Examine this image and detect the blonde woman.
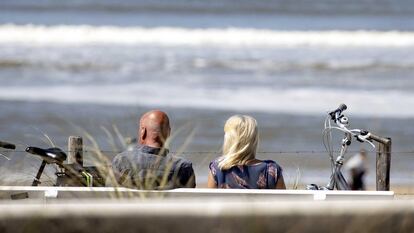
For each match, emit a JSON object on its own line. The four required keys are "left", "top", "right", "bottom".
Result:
{"left": 208, "top": 115, "right": 286, "bottom": 189}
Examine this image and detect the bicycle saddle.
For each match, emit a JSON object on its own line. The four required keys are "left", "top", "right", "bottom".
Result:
{"left": 26, "top": 147, "right": 67, "bottom": 164}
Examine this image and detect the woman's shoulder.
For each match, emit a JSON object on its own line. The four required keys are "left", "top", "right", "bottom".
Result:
{"left": 260, "top": 160, "right": 283, "bottom": 182}
{"left": 210, "top": 156, "right": 224, "bottom": 165}
{"left": 261, "top": 159, "right": 280, "bottom": 165}
{"left": 209, "top": 156, "right": 224, "bottom": 175}
{"left": 261, "top": 160, "right": 283, "bottom": 171}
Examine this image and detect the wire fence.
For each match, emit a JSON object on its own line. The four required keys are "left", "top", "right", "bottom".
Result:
{"left": 0, "top": 150, "right": 411, "bottom": 154}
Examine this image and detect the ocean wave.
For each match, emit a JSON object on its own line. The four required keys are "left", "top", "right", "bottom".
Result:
{"left": 2, "top": 56, "right": 414, "bottom": 73}
{"left": 1, "top": 24, "right": 414, "bottom": 47}
{"left": 0, "top": 58, "right": 117, "bottom": 71}
{"left": 0, "top": 84, "right": 412, "bottom": 118}
{"left": 197, "top": 59, "right": 414, "bottom": 72}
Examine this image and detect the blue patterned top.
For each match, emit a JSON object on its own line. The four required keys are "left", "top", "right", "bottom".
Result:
{"left": 209, "top": 157, "right": 283, "bottom": 189}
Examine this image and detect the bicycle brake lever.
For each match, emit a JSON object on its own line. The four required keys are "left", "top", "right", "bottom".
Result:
{"left": 354, "top": 130, "right": 369, "bottom": 143}
{"left": 354, "top": 131, "right": 376, "bottom": 148}
{"left": 355, "top": 135, "right": 364, "bottom": 143}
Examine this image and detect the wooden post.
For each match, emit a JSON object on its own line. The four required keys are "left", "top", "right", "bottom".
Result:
{"left": 368, "top": 133, "right": 392, "bottom": 191}
{"left": 68, "top": 136, "right": 83, "bottom": 166}
{"left": 376, "top": 138, "right": 391, "bottom": 191}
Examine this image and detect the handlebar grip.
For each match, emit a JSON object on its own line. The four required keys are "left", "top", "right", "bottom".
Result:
{"left": 329, "top": 103, "right": 348, "bottom": 120}
{"left": 0, "top": 141, "right": 16, "bottom": 150}
{"left": 338, "top": 103, "right": 347, "bottom": 112}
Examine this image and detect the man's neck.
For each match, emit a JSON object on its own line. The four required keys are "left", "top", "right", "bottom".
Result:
{"left": 139, "top": 143, "right": 168, "bottom": 157}
{"left": 142, "top": 142, "right": 163, "bottom": 149}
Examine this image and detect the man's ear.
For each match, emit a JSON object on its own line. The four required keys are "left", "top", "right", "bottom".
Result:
{"left": 140, "top": 127, "right": 147, "bottom": 142}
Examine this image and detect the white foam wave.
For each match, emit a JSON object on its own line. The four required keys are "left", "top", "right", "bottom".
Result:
{"left": 1, "top": 24, "right": 414, "bottom": 47}
{"left": 0, "top": 84, "right": 412, "bottom": 118}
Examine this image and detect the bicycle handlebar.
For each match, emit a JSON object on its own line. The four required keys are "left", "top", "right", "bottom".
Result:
{"left": 25, "top": 147, "right": 67, "bottom": 164}
{"left": 327, "top": 104, "right": 376, "bottom": 148}
{"left": 0, "top": 141, "right": 16, "bottom": 150}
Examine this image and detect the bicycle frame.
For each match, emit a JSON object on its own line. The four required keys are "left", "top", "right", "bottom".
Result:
{"left": 325, "top": 131, "right": 351, "bottom": 190}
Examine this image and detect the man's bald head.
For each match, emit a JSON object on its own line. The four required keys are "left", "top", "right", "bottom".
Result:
{"left": 139, "top": 110, "right": 171, "bottom": 148}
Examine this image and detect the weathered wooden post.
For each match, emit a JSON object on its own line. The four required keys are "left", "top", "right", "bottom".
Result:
{"left": 376, "top": 138, "right": 392, "bottom": 191}
{"left": 68, "top": 136, "right": 83, "bottom": 166}
{"left": 56, "top": 136, "right": 84, "bottom": 186}
{"left": 56, "top": 136, "right": 85, "bottom": 186}
{"left": 369, "top": 133, "right": 392, "bottom": 191}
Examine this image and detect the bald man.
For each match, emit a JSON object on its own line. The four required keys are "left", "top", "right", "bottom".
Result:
{"left": 111, "top": 110, "right": 196, "bottom": 189}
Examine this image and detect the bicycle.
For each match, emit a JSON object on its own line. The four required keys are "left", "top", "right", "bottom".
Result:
{"left": 1, "top": 141, "right": 104, "bottom": 187}
{"left": 27, "top": 146, "right": 107, "bottom": 187}
{"left": 306, "top": 104, "right": 376, "bottom": 190}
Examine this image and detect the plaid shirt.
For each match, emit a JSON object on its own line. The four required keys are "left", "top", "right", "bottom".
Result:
{"left": 112, "top": 145, "right": 195, "bottom": 189}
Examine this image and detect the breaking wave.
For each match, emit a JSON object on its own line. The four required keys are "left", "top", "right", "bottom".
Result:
{"left": 1, "top": 24, "right": 414, "bottom": 47}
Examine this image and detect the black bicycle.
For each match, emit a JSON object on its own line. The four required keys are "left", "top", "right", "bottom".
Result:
{"left": 0, "top": 141, "right": 104, "bottom": 187}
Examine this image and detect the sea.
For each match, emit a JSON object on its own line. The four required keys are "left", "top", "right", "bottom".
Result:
{"left": 0, "top": 0, "right": 413, "bottom": 188}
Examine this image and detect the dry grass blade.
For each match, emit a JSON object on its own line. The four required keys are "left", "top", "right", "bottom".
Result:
{"left": 24, "top": 134, "right": 54, "bottom": 146}
{"left": 0, "top": 153, "right": 10, "bottom": 160}
{"left": 112, "top": 124, "right": 126, "bottom": 150}
{"left": 30, "top": 127, "right": 56, "bottom": 147}
{"left": 292, "top": 167, "right": 301, "bottom": 190}
{"left": 100, "top": 125, "right": 119, "bottom": 152}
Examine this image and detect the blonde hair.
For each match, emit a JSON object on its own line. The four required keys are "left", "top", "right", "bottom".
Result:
{"left": 218, "top": 115, "right": 259, "bottom": 170}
